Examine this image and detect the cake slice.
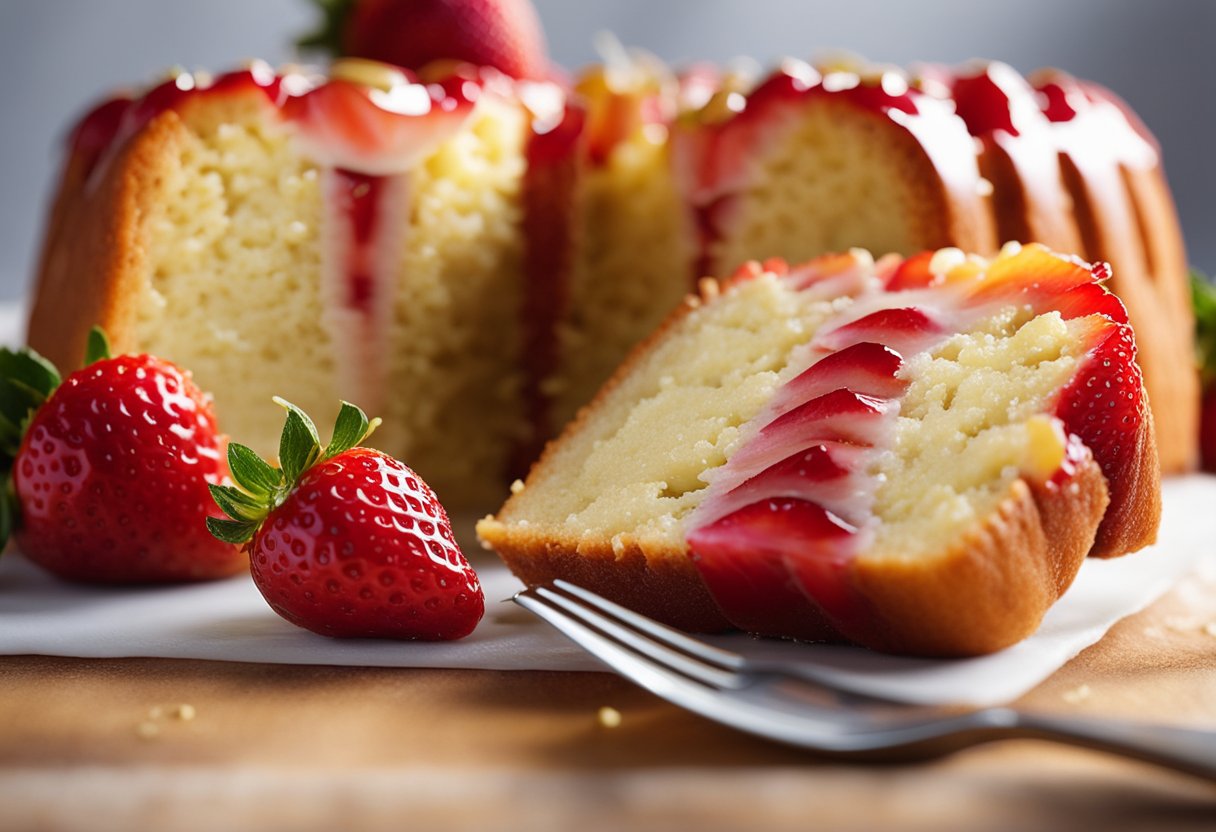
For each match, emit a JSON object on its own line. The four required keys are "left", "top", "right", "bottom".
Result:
{"left": 477, "top": 244, "right": 1161, "bottom": 656}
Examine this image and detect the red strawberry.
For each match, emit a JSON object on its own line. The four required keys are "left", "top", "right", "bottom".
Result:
{"left": 208, "top": 400, "right": 484, "bottom": 640}
{"left": 1191, "top": 270, "right": 1216, "bottom": 471}
{"left": 300, "top": 0, "right": 549, "bottom": 80}
{"left": 3, "top": 329, "right": 244, "bottom": 583}
{"left": 1202, "top": 389, "right": 1216, "bottom": 471}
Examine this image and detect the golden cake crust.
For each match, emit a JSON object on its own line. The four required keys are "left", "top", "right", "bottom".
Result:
{"left": 28, "top": 110, "right": 188, "bottom": 371}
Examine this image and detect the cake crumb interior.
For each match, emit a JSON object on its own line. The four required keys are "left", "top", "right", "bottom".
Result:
{"left": 502, "top": 274, "right": 840, "bottom": 546}
{"left": 869, "top": 308, "right": 1091, "bottom": 558}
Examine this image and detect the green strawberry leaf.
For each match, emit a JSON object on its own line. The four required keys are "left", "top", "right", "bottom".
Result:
{"left": 0, "top": 378, "right": 31, "bottom": 441}
{"left": 227, "top": 443, "right": 283, "bottom": 497}
{"left": 0, "top": 482, "right": 12, "bottom": 554}
{"left": 274, "top": 397, "right": 322, "bottom": 484}
{"left": 205, "top": 516, "right": 259, "bottom": 545}
{"left": 0, "top": 347, "right": 60, "bottom": 402}
{"left": 208, "top": 484, "right": 268, "bottom": 524}
{"left": 207, "top": 398, "right": 387, "bottom": 547}
{"left": 297, "top": 0, "right": 357, "bottom": 54}
{"left": 1191, "top": 269, "right": 1216, "bottom": 387}
{"left": 324, "top": 401, "right": 381, "bottom": 459}
{"left": 84, "top": 327, "right": 112, "bottom": 366}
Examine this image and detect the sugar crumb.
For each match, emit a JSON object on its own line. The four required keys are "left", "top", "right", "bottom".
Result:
{"left": 1062, "top": 684, "right": 1092, "bottom": 705}
{"left": 597, "top": 706, "right": 622, "bottom": 729}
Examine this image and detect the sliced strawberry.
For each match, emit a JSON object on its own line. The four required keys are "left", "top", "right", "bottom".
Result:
{"left": 1054, "top": 315, "right": 1149, "bottom": 552}
{"left": 1052, "top": 281, "right": 1129, "bottom": 324}
{"left": 282, "top": 73, "right": 478, "bottom": 175}
{"left": 687, "top": 498, "right": 858, "bottom": 640}
{"left": 969, "top": 244, "right": 1095, "bottom": 305}
{"left": 883, "top": 251, "right": 938, "bottom": 291}
{"left": 773, "top": 343, "right": 906, "bottom": 415}
{"left": 813, "top": 307, "right": 945, "bottom": 355}
{"left": 727, "top": 389, "right": 891, "bottom": 479}
{"left": 698, "top": 443, "right": 870, "bottom": 531}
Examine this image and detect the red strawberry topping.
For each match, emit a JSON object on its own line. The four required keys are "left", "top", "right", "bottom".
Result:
{"left": 282, "top": 71, "right": 478, "bottom": 175}
{"left": 688, "top": 498, "right": 855, "bottom": 641}
{"left": 1053, "top": 317, "right": 1151, "bottom": 554}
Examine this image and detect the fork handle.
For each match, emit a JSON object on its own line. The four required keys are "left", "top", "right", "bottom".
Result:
{"left": 995, "top": 709, "right": 1216, "bottom": 781}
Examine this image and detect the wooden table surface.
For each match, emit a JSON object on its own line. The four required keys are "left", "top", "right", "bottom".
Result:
{"left": 2, "top": 568, "right": 1215, "bottom": 832}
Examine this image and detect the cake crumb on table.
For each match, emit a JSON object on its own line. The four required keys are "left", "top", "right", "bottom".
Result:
{"left": 1061, "top": 684, "right": 1092, "bottom": 705}
{"left": 135, "top": 721, "right": 161, "bottom": 740}
{"left": 597, "top": 706, "right": 622, "bottom": 729}
{"left": 174, "top": 704, "right": 196, "bottom": 721}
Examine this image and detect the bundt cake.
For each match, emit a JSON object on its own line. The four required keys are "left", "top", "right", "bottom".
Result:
{"left": 476, "top": 245, "right": 1161, "bottom": 656}
{"left": 28, "top": 52, "right": 1195, "bottom": 508}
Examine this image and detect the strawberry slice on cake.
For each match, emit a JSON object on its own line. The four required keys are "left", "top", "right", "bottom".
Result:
{"left": 477, "top": 244, "right": 1160, "bottom": 656}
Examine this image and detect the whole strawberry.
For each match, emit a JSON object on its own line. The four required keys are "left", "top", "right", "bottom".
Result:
{"left": 208, "top": 399, "right": 484, "bottom": 640}
{"left": 300, "top": 0, "right": 549, "bottom": 80}
{"left": 2, "top": 329, "right": 244, "bottom": 582}
{"left": 1192, "top": 269, "right": 1216, "bottom": 471}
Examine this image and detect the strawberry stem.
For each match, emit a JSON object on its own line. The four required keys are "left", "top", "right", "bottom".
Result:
{"left": 0, "top": 341, "right": 67, "bottom": 552}
{"left": 84, "top": 327, "right": 112, "bottom": 365}
{"left": 207, "top": 399, "right": 382, "bottom": 545}
{"left": 296, "top": 0, "right": 358, "bottom": 56}
{"left": 1191, "top": 269, "right": 1216, "bottom": 388}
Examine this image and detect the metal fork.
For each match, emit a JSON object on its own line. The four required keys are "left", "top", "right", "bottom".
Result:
{"left": 514, "top": 580, "right": 1216, "bottom": 781}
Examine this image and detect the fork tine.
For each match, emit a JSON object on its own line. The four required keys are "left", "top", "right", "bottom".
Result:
{"left": 552, "top": 579, "right": 747, "bottom": 671}
{"left": 518, "top": 586, "right": 748, "bottom": 690}
{"left": 513, "top": 590, "right": 741, "bottom": 709}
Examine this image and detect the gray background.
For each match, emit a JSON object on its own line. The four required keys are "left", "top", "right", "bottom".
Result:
{"left": 1, "top": 0, "right": 1213, "bottom": 301}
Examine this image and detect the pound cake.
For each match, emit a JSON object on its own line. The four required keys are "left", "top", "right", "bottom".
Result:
{"left": 477, "top": 245, "right": 1161, "bottom": 656}
{"left": 29, "top": 52, "right": 1196, "bottom": 506}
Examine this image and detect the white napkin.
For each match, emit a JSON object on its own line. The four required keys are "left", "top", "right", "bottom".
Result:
{"left": 1, "top": 477, "right": 1212, "bottom": 707}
